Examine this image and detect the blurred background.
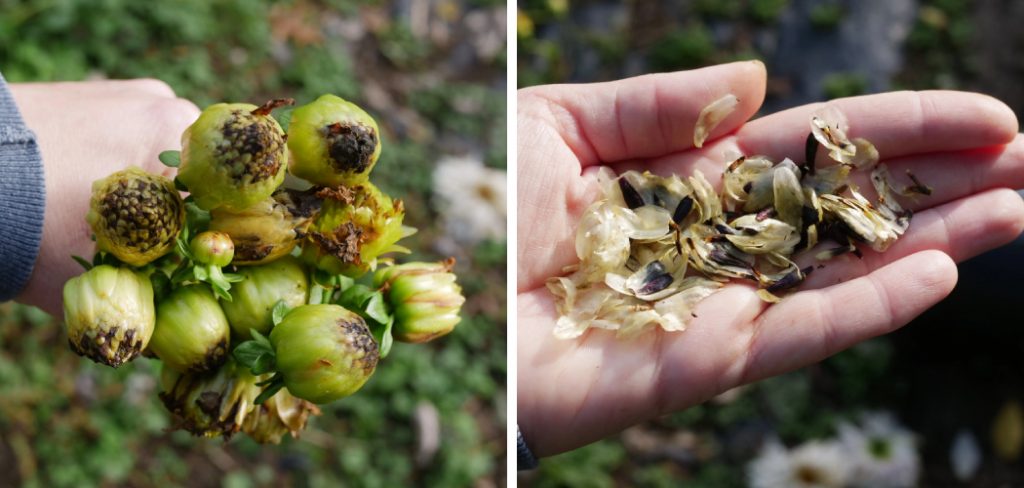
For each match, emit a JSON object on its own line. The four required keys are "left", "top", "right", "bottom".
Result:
{"left": 519, "top": 0, "right": 1024, "bottom": 486}
{"left": 0, "top": 0, "right": 506, "bottom": 486}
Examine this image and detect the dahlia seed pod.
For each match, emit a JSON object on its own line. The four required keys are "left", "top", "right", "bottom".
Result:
{"left": 288, "top": 94, "right": 381, "bottom": 186}
{"left": 220, "top": 256, "right": 308, "bottom": 339}
{"left": 301, "top": 183, "right": 413, "bottom": 277}
{"left": 241, "top": 388, "right": 320, "bottom": 444}
{"left": 63, "top": 265, "right": 155, "bottom": 367}
{"left": 86, "top": 168, "right": 185, "bottom": 267}
{"left": 150, "top": 285, "right": 231, "bottom": 373}
{"left": 270, "top": 304, "right": 379, "bottom": 404}
{"left": 177, "top": 99, "right": 292, "bottom": 211}
{"left": 374, "top": 258, "right": 465, "bottom": 343}
{"left": 208, "top": 188, "right": 321, "bottom": 266}
{"left": 158, "top": 358, "right": 261, "bottom": 439}
{"left": 190, "top": 231, "right": 234, "bottom": 267}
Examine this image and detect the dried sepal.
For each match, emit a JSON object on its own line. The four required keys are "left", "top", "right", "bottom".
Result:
{"left": 694, "top": 94, "right": 739, "bottom": 148}
{"left": 810, "top": 106, "right": 857, "bottom": 164}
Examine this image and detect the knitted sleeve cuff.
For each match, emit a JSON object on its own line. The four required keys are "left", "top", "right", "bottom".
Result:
{"left": 0, "top": 73, "right": 45, "bottom": 302}
{"left": 517, "top": 425, "right": 539, "bottom": 470}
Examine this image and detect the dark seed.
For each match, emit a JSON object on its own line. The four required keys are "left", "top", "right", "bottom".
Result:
{"left": 801, "top": 205, "right": 820, "bottom": 226}
{"left": 714, "top": 224, "right": 735, "bottom": 235}
{"left": 637, "top": 273, "right": 673, "bottom": 295}
{"left": 618, "top": 178, "right": 645, "bottom": 209}
{"left": 804, "top": 132, "right": 819, "bottom": 175}
{"left": 673, "top": 196, "right": 694, "bottom": 224}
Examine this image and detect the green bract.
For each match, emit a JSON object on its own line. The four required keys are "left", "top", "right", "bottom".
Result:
{"left": 86, "top": 168, "right": 185, "bottom": 267}
{"left": 190, "top": 231, "right": 234, "bottom": 267}
{"left": 208, "top": 188, "right": 320, "bottom": 265}
{"left": 270, "top": 304, "right": 379, "bottom": 404}
{"left": 374, "top": 259, "right": 465, "bottom": 343}
{"left": 178, "top": 100, "right": 291, "bottom": 211}
{"left": 63, "top": 265, "right": 155, "bottom": 367}
{"left": 288, "top": 94, "right": 381, "bottom": 186}
{"left": 301, "top": 183, "right": 412, "bottom": 277}
{"left": 220, "top": 256, "right": 308, "bottom": 339}
{"left": 158, "top": 358, "right": 261, "bottom": 439}
{"left": 150, "top": 285, "right": 230, "bottom": 373}
{"left": 241, "top": 388, "right": 319, "bottom": 444}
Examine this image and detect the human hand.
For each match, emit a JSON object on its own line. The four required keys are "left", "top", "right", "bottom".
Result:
{"left": 10, "top": 79, "right": 200, "bottom": 316}
{"left": 517, "top": 61, "right": 1024, "bottom": 457}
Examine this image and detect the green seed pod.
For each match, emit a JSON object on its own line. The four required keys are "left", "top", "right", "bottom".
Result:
{"left": 190, "top": 231, "right": 234, "bottom": 267}
{"left": 86, "top": 168, "right": 185, "bottom": 267}
{"left": 374, "top": 258, "right": 465, "bottom": 343}
{"left": 208, "top": 188, "right": 321, "bottom": 265}
{"left": 288, "top": 94, "right": 381, "bottom": 186}
{"left": 241, "top": 388, "right": 319, "bottom": 444}
{"left": 159, "top": 358, "right": 260, "bottom": 439}
{"left": 301, "top": 183, "right": 412, "bottom": 277}
{"left": 178, "top": 100, "right": 292, "bottom": 211}
{"left": 150, "top": 285, "right": 230, "bottom": 373}
{"left": 220, "top": 256, "right": 308, "bottom": 339}
{"left": 63, "top": 265, "right": 155, "bottom": 367}
{"left": 270, "top": 304, "right": 379, "bottom": 404}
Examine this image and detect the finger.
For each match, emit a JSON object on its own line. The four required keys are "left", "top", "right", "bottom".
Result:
{"left": 736, "top": 250, "right": 957, "bottom": 384}
{"left": 520, "top": 61, "right": 767, "bottom": 167}
{"left": 799, "top": 188, "right": 1024, "bottom": 290}
{"left": 850, "top": 136, "right": 1024, "bottom": 213}
{"left": 736, "top": 90, "right": 1018, "bottom": 162}
{"left": 11, "top": 78, "right": 179, "bottom": 99}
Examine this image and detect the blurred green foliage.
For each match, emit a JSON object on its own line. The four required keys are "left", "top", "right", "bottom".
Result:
{"left": 522, "top": 339, "right": 897, "bottom": 487}
{"left": 0, "top": 0, "right": 506, "bottom": 486}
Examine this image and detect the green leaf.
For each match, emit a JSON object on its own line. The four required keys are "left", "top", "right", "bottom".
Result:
{"left": 184, "top": 202, "right": 211, "bottom": 233}
{"left": 379, "top": 316, "right": 394, "bottom": 358}
{"left": 312, "top": 269, "right": 336, "bottom": 287}
{"left": 174, "top": 176, "right": 189, "bottom": 192}
{"left": 233, "top": 340, "right": 273, "bottom": 369}
{"left": 271, "top": 300, "right": 292, "bottom": 326}
{"left": 364, "top": 292, "right": 391, "bottom": 324}
{"left": 252, "top": 353, "right": 275, "bottom": 375}
{"left": 273, "top": 108, "right": 293, "bottom": 132}
{"left": 71, "top": 255, "right": 93, "bottom": 271}
{"left": 159, "top": 150, "right": 181, "bottom": 168}
{"left": 254, "top": 376, "right": 285, "bottom": 405}
{"left": 193, "top": 265, "right": 209, "bottom": 281}
{"left": 338, "top": 284, "right": 376, "bottom": 308}
{"left": 250, "top": 329, "right": 273, "bottom": 349}
{"left": 150, "top": 272, "right": 171, "bottom": 302}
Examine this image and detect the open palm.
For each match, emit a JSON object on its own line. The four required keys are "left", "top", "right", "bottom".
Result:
{"left": 517, "top": 61, "right": 1024, "bottom": 457}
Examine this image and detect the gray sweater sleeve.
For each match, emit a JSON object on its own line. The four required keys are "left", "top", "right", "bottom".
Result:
{"left": 0, "top": 73, "right": 45, "bottom": 301}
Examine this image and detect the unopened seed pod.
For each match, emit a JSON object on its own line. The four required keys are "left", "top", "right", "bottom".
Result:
{"left": 158, "top": 358, "right": 260, "bottom": 439}
{"left": 178, "top": 100, "right": 291, "bottom": 211}
{"left": 288, "top": 94, "right": 381, "bottom": 186}
{"left": 208, "top": 188, "right": 321, "bottom": 266}
{"left": 219, "top": 256, "right": 307, "bottom": 339}
{"left": 86, "top": 168, "right": 185, "bottom": 267}
{"left": 63, "top": 265, "right": 155, "bottom": 367}
{"left": 150, "top": 285, "right": 230, "bottom": 373}
{"left": 374, "top": 259, "right": 465, "bottom": 343}
{"left": 190, "top": 231, "right": 235, "bottom": 267}
{"left": 301, "top": 183, "right": 412, "bottom": 278}
{"left": 270, "top": 304, "right": 379, "bottom": 404}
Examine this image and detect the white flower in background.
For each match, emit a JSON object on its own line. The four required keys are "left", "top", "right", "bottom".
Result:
{"left": 950, "top": 429, "right": 982, "bottom": 482}
{"left": 748, "top": 438, "right": 851, "bottom": 488}
{"left": 432, "top": 155, "right": 506, "bottom": 245}
{"left": 838, "top": 412, "right": 920, "bottom": 487}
